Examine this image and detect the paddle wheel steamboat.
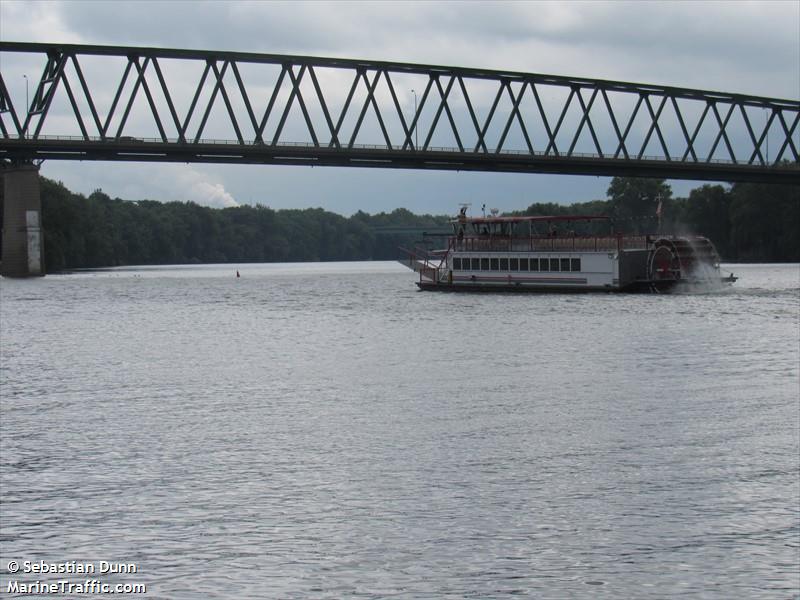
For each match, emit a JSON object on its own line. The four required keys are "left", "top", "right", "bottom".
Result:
{"left": 401, "top": 209, "right": 735, "bottom": 293}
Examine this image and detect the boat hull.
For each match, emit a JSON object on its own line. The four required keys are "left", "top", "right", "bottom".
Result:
{"left": 416, "top": 281, "right": 620, "bottom": 293}
{"left": 416, "top": 275, "right": 737, "bottom": 294}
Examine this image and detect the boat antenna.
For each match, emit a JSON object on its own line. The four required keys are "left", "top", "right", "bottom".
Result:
{"left": 482, "top": 203, "right": 486, "bottom": 218}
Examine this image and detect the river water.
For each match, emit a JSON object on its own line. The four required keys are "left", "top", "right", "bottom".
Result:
{"left": 1, "top": 262, "right": 798, "bottom": 599}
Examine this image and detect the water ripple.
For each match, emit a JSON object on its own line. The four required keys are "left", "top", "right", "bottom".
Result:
{"left": 1, "top": 262, "right": 798, "bottom": 598}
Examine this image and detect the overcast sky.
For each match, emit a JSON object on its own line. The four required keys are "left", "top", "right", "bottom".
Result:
{"left": 1, "top": 0, "right": 798, "bottom": 215}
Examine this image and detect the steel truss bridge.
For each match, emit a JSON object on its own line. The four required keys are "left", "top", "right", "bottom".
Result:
{"left": 0, "top": 42, "right": 798, "bottom": 184}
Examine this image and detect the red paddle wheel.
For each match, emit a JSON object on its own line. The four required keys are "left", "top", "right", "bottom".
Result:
{"left": 648, "top": 236, "right": 722, "bottom": 284}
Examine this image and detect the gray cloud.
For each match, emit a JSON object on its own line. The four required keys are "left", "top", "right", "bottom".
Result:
{"left": 24, "top": 0, "right": 799, "bottom": 97}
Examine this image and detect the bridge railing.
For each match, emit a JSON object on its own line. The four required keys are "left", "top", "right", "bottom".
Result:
{"left": 2, "top": 133, "right": 758, "bottom": 165}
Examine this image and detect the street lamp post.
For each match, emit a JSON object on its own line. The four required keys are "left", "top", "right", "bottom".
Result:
{"left": 23, "top": 74, "right": 28, "bottom": 137}
{"left": 411, "top": 89, "right": 418, "bottom": 148}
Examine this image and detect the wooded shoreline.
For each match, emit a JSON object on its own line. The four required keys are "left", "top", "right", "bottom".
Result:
{"left": 2, "top": 176, "right": 797, "bottom": 272}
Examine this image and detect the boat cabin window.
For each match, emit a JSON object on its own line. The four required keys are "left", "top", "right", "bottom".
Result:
{"left": 452, "top": 255, "right": 581, "bottom": 273}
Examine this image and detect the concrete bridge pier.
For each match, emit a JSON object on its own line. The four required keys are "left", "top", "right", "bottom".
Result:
{"left": 1, "top": 162, "right": 44, "bottom": 277}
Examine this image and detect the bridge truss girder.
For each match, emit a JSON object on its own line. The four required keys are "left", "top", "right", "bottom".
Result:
{"left": 0, "top": 42, "right": 798, "bottom": 184}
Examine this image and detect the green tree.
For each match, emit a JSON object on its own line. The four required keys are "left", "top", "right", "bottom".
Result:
{"left": 606, "top": 177, "right": 672, "bottom": 233}
{"left": 729, "top": 182, "right": 800, "bottom": 261}
{"left": 683, "top": 185, "right": 732, "bottom": 257}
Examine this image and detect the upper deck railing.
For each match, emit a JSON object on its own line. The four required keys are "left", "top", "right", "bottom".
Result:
{"left": 451, "top": 234, "right": 648, "bottom": 253}
{"left": 1, "top": 42, "right": 798, "bottom": 183}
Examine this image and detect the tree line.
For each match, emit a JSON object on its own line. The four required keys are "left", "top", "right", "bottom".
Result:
{"left": 29, "top": 178, "right": 448, "bottom": 271}
{"left": 512, "top": 178, "right": 798, "bottom": 262}
{"left": 1, "top": 175, "right": 797, "bottom": 271}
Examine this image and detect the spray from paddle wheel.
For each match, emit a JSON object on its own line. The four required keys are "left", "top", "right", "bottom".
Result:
{"left": 647, "top": 236, "right": 734, "bottom": 292}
